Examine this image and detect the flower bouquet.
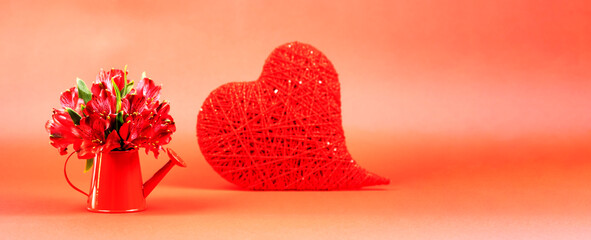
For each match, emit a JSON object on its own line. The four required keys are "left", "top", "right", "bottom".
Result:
{"left": 46, "top": 67, "right": 176, "bottom": 170}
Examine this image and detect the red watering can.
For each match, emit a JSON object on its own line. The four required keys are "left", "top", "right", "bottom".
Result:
{"left": 64, "top": 148, "right": 186, "bottom": 213}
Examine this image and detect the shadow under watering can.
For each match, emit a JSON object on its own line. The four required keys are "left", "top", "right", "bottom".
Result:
{"left": 64, "top": 148, "right": 187, "bottom": 213}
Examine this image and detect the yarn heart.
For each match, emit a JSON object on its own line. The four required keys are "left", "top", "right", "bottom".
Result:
{"left": 197, "top": 42, "right": 389, "bottom": 190}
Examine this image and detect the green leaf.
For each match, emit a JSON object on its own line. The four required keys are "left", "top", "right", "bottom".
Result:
{"left": 122, "top": 80, "right": 134, "bottom": 97}
{"left": 76, "top": 78, "right": 92, "bottom": 104}
{"left": 141, "top": 71, "right": 147, "bottom": 79}
{"left": 118, "top": 111, "right": 124, "bottom": 123}
{"left": 116, "top": 111, "right": 124, "bottom": 130}
{"left": 123, "top": 65, "right": 128, "bottom": 85}
{"left": 84, "top": 158, "right": 94, "bottom": 173}
{"left": 111, "top": 77, "right": 122, "bottom": 112}
{"left": 65, "top": 107, "right": 81, "bottom": 125}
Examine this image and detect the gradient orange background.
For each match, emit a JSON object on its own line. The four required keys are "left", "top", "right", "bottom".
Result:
{"left": 1, "top": 0, "right": 591, "bottom": 239}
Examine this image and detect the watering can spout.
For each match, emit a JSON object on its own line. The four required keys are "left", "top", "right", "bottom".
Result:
{"left": 143, "top": 148, "right": 187, "bottom": 197}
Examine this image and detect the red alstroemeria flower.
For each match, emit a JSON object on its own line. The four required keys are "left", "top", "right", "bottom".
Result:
{"left": 45, "top": 87, "right": 86, "bottom": 155}
{"left": 77, "top": 116, "right": 109, "bottom": 159}
{"left": 110, "top": 102, "right": 175, "bottom": 158}
{"left": 84, "top": 89, "right": 116, "bottom": 118}
{"left": 93, "top": 69, "right": 126, "bottom": 95}
{"left": 60, "top": 87, "right": 83, "bottom": 110}
{"left": 46, "top": 109, "right": 82, "bottom": 155}
{"left": 141, "top": 102, "right": 175, "bottom": 158}
{"left": 150, "top": 102, "right": 175, "bottom": 146}
{"left": 126, "top": 93, "right": 147, "bottom": 115}
{"left": 134, "top": 77, "right": 161, "bottom": 109}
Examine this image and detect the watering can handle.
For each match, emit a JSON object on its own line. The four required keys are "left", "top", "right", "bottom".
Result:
{"left": 64, "top": 152, "right": 89, "bottom": 197}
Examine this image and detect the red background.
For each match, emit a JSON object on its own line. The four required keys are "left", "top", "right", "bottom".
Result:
{"left": 1, "top": 0, "right": 590, "bottom": 239}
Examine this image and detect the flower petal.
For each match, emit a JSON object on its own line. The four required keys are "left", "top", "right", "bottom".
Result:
{"left": 59, "top": 87, "right": 81, "bottom": 109}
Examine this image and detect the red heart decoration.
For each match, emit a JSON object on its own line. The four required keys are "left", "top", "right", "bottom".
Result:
{"left": 197, "top": 42, "right": 389, "bottom": 190}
